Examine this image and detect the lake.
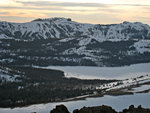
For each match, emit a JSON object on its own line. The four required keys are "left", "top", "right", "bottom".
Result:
{"left": 0, "top": 92, "right": 150, "bottom": 113}
{"left": 43, "top": 63, "right": 150, "bottom": 79}
{"left": 1, "top": 63, "right": 150, "bottom": 113}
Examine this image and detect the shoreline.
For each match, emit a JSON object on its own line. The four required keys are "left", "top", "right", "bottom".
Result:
{"left": 1, "top": 81, "right": 149, "bottom": 109}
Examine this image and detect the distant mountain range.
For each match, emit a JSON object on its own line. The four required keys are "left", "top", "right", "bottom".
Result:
{"left": 0, "top": 17, "right": 150, "bottom": 40}
{"left": 0, "top": 17, "right": 150, "bottom": 66}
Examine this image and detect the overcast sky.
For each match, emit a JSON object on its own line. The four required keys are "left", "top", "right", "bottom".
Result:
{"left": 0, "top": 0, "right": 150, "bottom": 25}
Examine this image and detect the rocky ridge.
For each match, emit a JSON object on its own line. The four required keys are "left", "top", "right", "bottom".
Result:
{"left": 50, "top": 105, "right": 150, "bottom": 113}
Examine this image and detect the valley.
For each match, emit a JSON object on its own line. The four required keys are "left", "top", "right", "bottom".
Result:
{"left": 0, "top": 18, "right": 150, "bottom": 113}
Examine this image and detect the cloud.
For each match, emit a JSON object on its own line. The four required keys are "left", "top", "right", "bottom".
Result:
{"left": 14, "top": 0, "right": 150, "bottom": 5}
{"left": 16, "top": 1, "right": 106, "bottom": 7}
{"left": 0, "top": 0, "right": 150, "bottom": 25}
{"left": 0, "top": 12, "right": 9, "bottom": 15}
{"left": 0, "top": 16, "right": 36, "bottom": 23}
{"left": 15, "top": 0, "right": 150, "bottom": 5}
{"left": 15, "top": 0, "right": 150, "bottom": 7}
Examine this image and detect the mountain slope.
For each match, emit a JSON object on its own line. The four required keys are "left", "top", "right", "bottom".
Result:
{"left": 0, "top": 18, "right": 150, "bottom": 66}
{"left": 0, "top": 17, "right": 150, "bottom": 41}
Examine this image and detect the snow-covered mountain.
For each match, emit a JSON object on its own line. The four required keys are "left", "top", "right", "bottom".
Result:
{"left": 0, "top": 17, "right": 150, "bottom": 66}
{"left": 0, "top": 17, "right": 150, "bottom": 41}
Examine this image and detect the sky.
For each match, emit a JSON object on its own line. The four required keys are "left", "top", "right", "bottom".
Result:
{"left": 0, "top": 0, "right": 150, "bottom": 25}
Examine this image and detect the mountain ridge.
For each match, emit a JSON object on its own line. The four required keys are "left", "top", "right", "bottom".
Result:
{"left": 0, "top": 17, "right": 150, "bottom": 66}
{"left": 0, "top": 17, "right": 150, "bottom": 41}
{"left": 1, "top": 17, "right": 149, "bottom": 26}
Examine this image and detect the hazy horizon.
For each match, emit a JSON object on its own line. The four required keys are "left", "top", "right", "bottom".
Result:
{"left": 0, "top": 0, "right": 150, "bottom": 25}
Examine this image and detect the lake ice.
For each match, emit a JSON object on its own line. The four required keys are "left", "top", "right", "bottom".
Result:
{"left": 44, "top": 63, "right": 150, "bottom": 79}
{"left": 1, "top": 63, "right": 150, "bottom": 113}
{"left": 0, "top": 91, "right": 150, "bottom": 113}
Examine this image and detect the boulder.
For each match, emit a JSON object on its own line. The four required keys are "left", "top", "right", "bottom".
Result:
{"left": 50, "top": 105, "right": 70, "bottom": 113}
{"left": 73, "top": 105, "right": 117, "bottom": 113}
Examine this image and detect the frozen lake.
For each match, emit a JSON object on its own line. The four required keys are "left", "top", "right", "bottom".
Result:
{"left": 0, "top": 92, "right": 150, "bottom": 113}
{"left": 43, "top": 63, "right": 150, "bottom": 79}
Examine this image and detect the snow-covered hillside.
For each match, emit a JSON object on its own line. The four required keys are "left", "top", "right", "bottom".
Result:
{"left": 96, "top": 74, "right": 150, "bottom": 93}
{"left": 0, "top": 18, "right": 150, "bottom": 66}
{"left": 0, "top": 67, "right": 22, "bottom": 84}
{"left": 0, "top": 17, "right": 150, "bottom": 41}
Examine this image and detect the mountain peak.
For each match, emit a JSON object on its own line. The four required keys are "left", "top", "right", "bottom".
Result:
{"left": 122, "top": 21, "right": 145, "bottom": 26}
{"left": 32, "top": 17, "right": 72, "bottom": 22}
{"left": 0, "top": 18, "right": 149, "bottom": 40}
{"left": 122, "top": 21, "right": 132, "bottom": 24}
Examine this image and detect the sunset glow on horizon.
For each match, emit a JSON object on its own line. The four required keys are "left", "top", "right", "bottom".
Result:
{"left": 0, "top": 0, "right": 150, "bottom": 25}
